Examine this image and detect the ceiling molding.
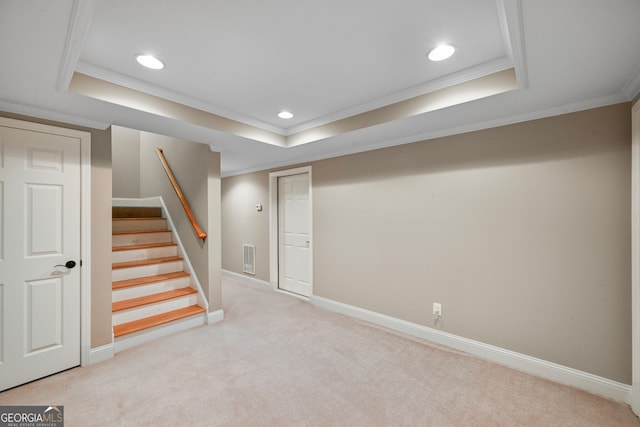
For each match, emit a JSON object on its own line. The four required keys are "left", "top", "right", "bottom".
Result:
{"left": 56, "top": 0, "right": 98, "bottom": 92}
{"left": 286, "top": 68, "right": 518, "bottom": 147}
{"left": 71, "top": 67, "right": 518, "bottom": 149}
{"left": 497, "top": 0, "right": 528, "bottom": 90}
{"left": 76, "top": 56, "right": 515, "bottom": 141}
{"left": 0, "top": 98, "right": 110, "bottom": 130}
{"left": 283, "top": 57, "right": 514, "bottom": 136}
{"left": 75, "top": 61, "right": 287, "bottom": 135}
{"left": 69, "top": 72, "right": 287, "bottom": 146}
{"left": 223, "top": 93, "right": 628, "bottom": 178}
{"left": 68, "top": 0, "right": 523, "bottom": 147}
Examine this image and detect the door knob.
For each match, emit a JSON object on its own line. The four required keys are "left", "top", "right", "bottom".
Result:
{"left": 54, "top": 261, "right": 76, "bottom": 269}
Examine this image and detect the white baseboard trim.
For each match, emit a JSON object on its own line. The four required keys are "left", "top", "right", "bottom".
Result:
{"left": 207, "top": 308, "right": 225, "bottom": 324}
{"left": 88, "top": 343, "right": 114, "bottom": 365}
{"left": 275, "top": 288, "right": 310, "bottom": 301}
{"left": 222, "top": 269, "right": 272, "bottom": 290}
{"left": 310, "top": 295, "right": 632, "bottom": 404}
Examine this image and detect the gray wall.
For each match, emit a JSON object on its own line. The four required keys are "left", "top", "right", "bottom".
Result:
{"left": 111, "top": 126, "right": 140, "bottom": 198}
{"left": 221, "top": 103, "right": 632, "bottom": 383}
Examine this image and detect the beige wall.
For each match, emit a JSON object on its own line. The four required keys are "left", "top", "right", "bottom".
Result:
{"left": 139, "top": 132, "right": 222, "bottom": 311}
{"left": 0, "top": 111, "right": 113, "bottom": 348}
{"left": 221, "top": 103, "right": 632, "bottom": 383}
{"left": 111, "top": 126, "right": 140, "bottom": 198}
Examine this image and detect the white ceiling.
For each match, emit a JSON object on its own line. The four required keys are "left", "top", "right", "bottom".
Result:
{"left": 1, "top": 0, "right": 639, "bottom": 176}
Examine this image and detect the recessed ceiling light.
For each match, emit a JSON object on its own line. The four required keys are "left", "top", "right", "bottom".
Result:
{"left": 427, "top": 44, "right": 455, "bottom": 62}
{"left": 278, "top": 111, "right": 294, "bottom": 119}
{"left": 136, "top": 54, "right": 165, "bottom": 70}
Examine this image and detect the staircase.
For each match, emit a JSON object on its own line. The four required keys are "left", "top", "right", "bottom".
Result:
{"left": 112, "top": 206, "right": 206, "bottom": 351}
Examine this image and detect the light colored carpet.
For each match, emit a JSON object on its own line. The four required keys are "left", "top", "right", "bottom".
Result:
{"left": 1, "top": 278, "right": 638, "bottom": 426}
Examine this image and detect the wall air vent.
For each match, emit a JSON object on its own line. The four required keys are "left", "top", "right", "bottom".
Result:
{"left": 243, "top": 244, "right": 256, "bottom": 275}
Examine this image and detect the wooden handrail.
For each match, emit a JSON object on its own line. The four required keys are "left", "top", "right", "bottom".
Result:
{"left": 155, "top": 148, "right": 207, "bottom": 240}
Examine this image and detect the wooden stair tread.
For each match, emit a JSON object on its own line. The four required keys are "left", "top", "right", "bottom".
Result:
{"left": 112, "top": 242, "right": 177, "bottom": 252}
{"left": 113, "top": 229, "right": 171, "bottom": 236}
{"left": 112, "top": 256, "right": 182, "bottom": 270}
{"left": 112, "top": 287, "right": 197, "bottom": 312}
{"left": 113, "top": 305, "right": 205, "bottom": 338}
{"left": 113, "top": 271, "right": 190, "bottom": 290}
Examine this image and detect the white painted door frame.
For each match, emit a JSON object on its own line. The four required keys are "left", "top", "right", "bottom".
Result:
{"left": 269, "top": 166, "right": 312, "bottom": 297}
{"left": 632, "top": 100, "right": 640, "bottom": 415}
{"left": 0, "top": 117, "right": 92, "bottom": 368}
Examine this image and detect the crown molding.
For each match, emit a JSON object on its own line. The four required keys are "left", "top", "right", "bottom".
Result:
{"left": 222, "top": 94, "right": 627, "bottom": 177}
{"left": 76, "top": 57, "right": 516, "bottom": 142}
{"left": 0, "top": 98, "right": 110, "bottom": 130}
{"left": 75, "top": 61, "right": 286, "bottom": 135}
{"left": 284, "top": 57, "right": 514, "bottom": 136}
{"left": 68, "top": 0, "right": 524, "bottom": 145}
{"left": 69, "top": 71, "right": 286, "bottom": 146}
{"left": 497, "top": 0, "right": 528, "bottom": 90}
{"left": 56, "top": 0, "right": 98, "bottom": 92}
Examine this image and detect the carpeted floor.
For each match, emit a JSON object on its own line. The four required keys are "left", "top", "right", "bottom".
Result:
{"left": 1, "top": 278, "right": 638, "bottom": 426}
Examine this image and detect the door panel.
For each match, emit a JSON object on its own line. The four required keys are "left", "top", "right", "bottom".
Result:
{"left": 0, "top": 124, "right": 81, "bottom": 392}
{"left": 26, "top": 278, "right": 63, "bottom": 354}
{"left": 27, "top": 184, "right": 63, "bottom": 256}
{"left": 278, "top": 173, "right": 312, "bottom": 297}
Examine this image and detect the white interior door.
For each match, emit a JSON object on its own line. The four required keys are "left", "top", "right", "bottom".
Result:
{"left": 278, "top": 173, "right": 312, "bottom": 297}
{"left": 0, "top": 122, "right": 81, "bottom": 392}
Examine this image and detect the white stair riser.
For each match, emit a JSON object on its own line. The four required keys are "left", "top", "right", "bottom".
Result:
{"left": 112, "top": 294, "right": 198, "bottom": 325}
{"left": 114, "top": 315, "right": 205, "bottom": 352}
{"left": 112, "top": 260, "right": 184, "bottom": 282}
{"left": 112, "top": 278, "right": 192, "bottom": 302}
{"left": 112, "top": 218, "right": 168, "bottom": 233}
{"left": 112, "top": 245, "right": 178, "bottom": 263}
{"left": 112, "top": 232, "right": 173, "bottom": 247}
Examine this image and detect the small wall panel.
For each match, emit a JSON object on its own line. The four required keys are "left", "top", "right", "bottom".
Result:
{"left": 26, "top": 147, "right": 63, "bottom": 172}
{"left": 26, "top": 184, "right": 62, "bottom": 257}
{"left": 284, "top": 246, "right": 295, "bottom": 278}
{"left": 299, "top": 248, "right": 311, "bottom": 284}
{"left": 25, "top": 278, "right": 62, "bottom": 354}
{"left": 284, "top": 200, "right": 295, "bottom": 232}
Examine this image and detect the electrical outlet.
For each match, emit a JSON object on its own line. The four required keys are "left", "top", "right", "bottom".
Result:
{"left": 433, "top": 302, "right": 442, "bottom": 317}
